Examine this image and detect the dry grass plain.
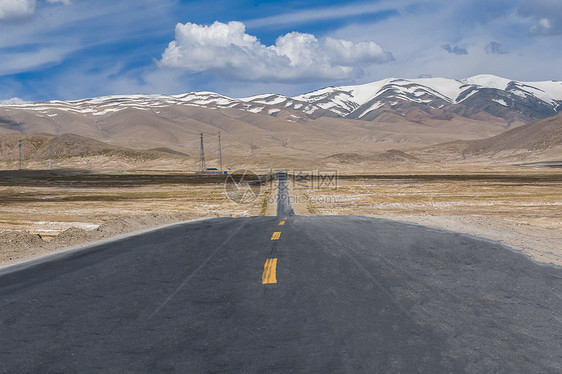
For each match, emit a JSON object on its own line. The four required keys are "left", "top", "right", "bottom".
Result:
{"left": 1, "top": 165, "right": 561, "bottom": 268}
{"left": 0, "top": 170, "right": 267, "bottom": 267}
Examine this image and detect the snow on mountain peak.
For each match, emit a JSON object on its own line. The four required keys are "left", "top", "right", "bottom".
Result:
{"left": 1, "top": 75, "right": 561, "bottom": 124}
{"left": 462, "top": 75, "right": 512, "bottom": 90}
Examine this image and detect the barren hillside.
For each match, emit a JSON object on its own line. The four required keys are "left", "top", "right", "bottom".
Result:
{"left": 0, "top": 133, "right": 193, "bottom": 170}
{"left": 464, "top": 115, "right": 562, "bottom": 155}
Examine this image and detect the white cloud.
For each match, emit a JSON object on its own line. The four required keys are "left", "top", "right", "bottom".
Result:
{"left": 0, "top": 46, "right": 73, "bottom": 76}
{"left": 0, "top": 0, "right": 35, "bottom": 21}
{"left": 0, "top": 97, "right": 27, "bottom": 105}
{"left": 530, "top": 17, "right": 552, "bottom": 35}
{"left": 246, "top": 2, "right": 396, "bottom": 29}
{"left": 0, "top": 0, "right": 70, "bottom": 22}
{"left": 325, "top": 0, "right": 562, "bottom": 83}
{"left": 161, "top": 21, "right": 393, "bottom": 83}
{"left": 518, "top": 0, "right": 562, "bottom": 35}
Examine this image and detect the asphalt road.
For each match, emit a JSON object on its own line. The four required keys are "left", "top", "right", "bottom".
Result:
{"left": 1, "top": 174, "right": 561, "bottom": 373}
{"left": 276, "top": 171, "right": 294, "bottom": 218}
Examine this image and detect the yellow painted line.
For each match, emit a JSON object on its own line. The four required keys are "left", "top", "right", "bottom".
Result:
{"left": 271, "top": 231, "right": 281, "bottom": 240}
{"left": 278, "top": 221, "right": 285, "bottom": 226}
{"left": 262, "top": 258, "right": 278, "bottom": 284}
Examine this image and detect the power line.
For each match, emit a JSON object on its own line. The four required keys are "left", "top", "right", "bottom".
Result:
{"left": 151, "top": 57, "right": 250, "bottom": 161}
{"left": 151, "top": 57, "right": 190, "bottom": 94}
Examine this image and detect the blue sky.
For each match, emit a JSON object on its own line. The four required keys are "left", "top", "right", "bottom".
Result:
{"left": 0, "top": 0, "right": 561, "bottom": 102}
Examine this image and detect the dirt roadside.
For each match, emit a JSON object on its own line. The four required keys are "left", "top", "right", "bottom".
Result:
{"left": 0, "top": 213, "right": 217, "bottom": 269}
{"left": 375, "top": 215, "right": 562, "bottom": 267}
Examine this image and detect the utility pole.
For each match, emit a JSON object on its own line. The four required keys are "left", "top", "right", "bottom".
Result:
{"left": 218, "top": 130, "right": 223, "bottom": 173}
{"left": 199, "top": 132, "right": 206, "bottom": 172}
{"left": 18, "top": 139, "right": 22, "bottom": 170}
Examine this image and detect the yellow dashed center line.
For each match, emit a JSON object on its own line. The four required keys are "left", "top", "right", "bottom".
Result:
{"left": 263, "top": 228, "right": 284, "bottom": 284}
{"left": 279, "top": 221, "right": 285, "bottom": 226}
{"left": 262, "top": 258, "right": 278, "bottom": 284}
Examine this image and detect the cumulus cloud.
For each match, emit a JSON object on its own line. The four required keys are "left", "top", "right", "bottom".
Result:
{"left": 485, "top": 41, "right": 508, "bottom": 54}
{"left": 0, "top": 0, "right": 35, "bottom": 21}
{"left": 441, "top": 43, "right": 468, "bottom": 55}
{"left": 161, "top": 21, "right": 393, "bottom": 82}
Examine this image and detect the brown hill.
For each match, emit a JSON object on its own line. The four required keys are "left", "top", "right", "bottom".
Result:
{"left": 0, "top": 103, "right": 509, "bottom": 161}
{"left": 325, "top": 150, "right": 419, "bottom": 164}
{"left": 4, "top": 102, "right": 559, "bottom": 170}
{"left": 0, "top": 133, "right": 192, "bottom": 169}
{"left": 464, "top": 115, "right": 562, "bottom": 155}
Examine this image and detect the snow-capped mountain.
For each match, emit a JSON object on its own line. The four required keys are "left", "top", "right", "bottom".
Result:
{"left": 2, "top": 75, "right": 561, "bottom": 125}
{"left": 294, "top": 75, "right": 562, "bottom": 123}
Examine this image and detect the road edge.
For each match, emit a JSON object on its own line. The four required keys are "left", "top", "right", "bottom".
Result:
{"left": 0, "top": 217, "right": 222, "bottom": 275}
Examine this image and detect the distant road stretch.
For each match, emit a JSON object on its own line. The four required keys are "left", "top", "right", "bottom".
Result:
{"left": 1, "top": 172, "right": 561, "bottom": 373}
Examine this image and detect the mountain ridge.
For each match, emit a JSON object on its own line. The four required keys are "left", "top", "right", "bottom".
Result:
{"left": 1, "top": 75, "right": 560, "bottom": 164}
{"left": 2, "top": 75, "right": 561, "bottom": 126}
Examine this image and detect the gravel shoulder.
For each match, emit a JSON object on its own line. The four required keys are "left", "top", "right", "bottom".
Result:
{"left": 0, "top": 213, "right": 212, "bottom": 269}
{"left": 375, "top": 215, "right": 562, "bottom": 267}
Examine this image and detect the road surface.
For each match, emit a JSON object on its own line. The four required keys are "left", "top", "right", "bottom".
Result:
{"left": 1, "top": 173, "right": 561, "bottom": 373}
{"left": 275, "top": 171, "right": 294, "bottom": 218}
